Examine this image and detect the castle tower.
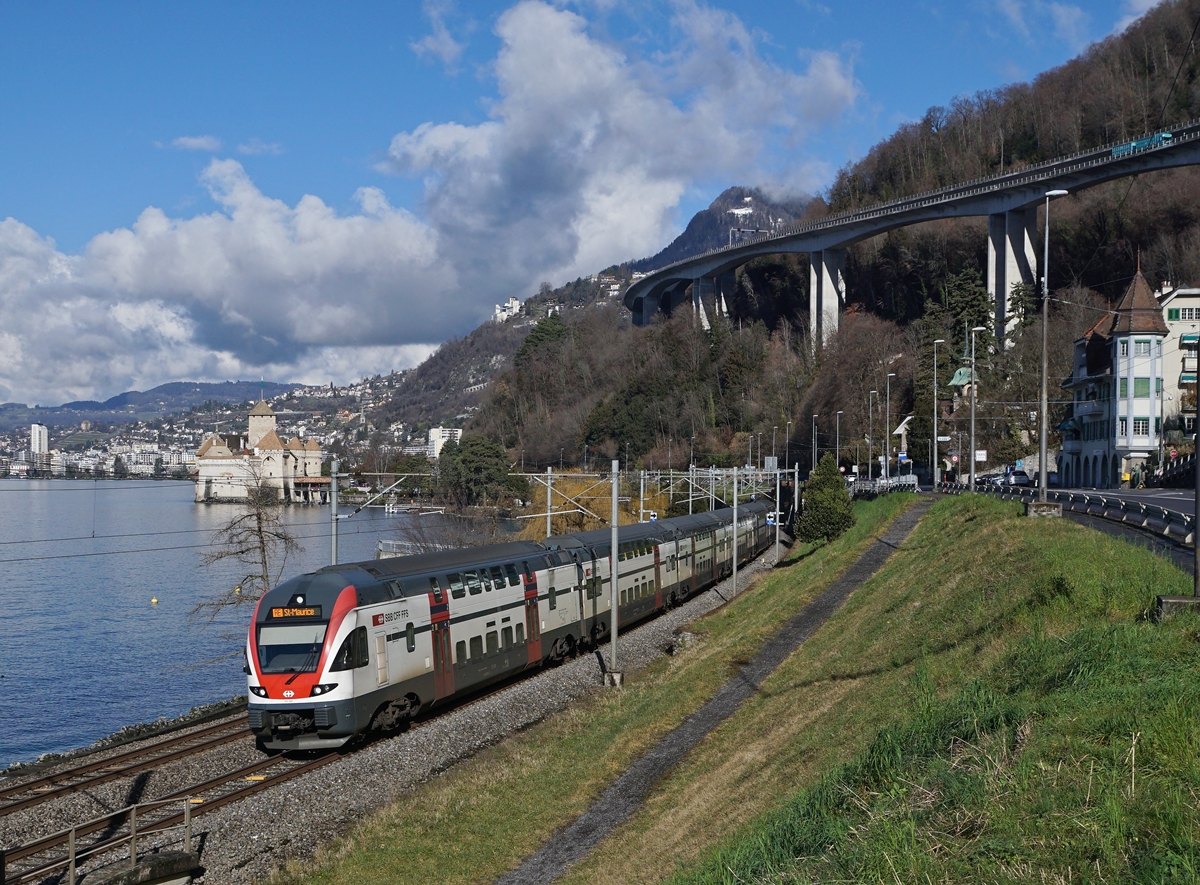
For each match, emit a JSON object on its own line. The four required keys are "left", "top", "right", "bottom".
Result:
{"left": 247, "top": 401, "right": 277, "bottom": 448}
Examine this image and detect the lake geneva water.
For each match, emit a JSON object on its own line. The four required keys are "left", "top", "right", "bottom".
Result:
{"left": 0, "top": 478, "right": 404, "bottom": 767}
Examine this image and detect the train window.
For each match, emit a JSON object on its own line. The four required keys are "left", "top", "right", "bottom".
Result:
{"left": 449, "top": 573, "right": 465, "bottom": 599}
{"left": 522, "top": 561, "right": 534, "bottom": 581}
{"left": 330, "top": 626, "right": 369, "bottom": 672}
{"left": 387, "top": 580, "right": 402, "bottom": 599}
{"left": 466, "top": 571, "right": 482, "bottom": 595}
{"left": 548, "top": 586, "right": 557, "bottom": 610}
{"left": 428, "top": 577, "right": 443, "bottom": 603}
{"left": 502, "top": 626, "right": 513, "bottom": 649}
{"left": 486, "top": 631, "right": 499, "bottom": 654}
{"left": 469, "top": 636, "right": 483, "bottom": 659}
{"left": 491, "top": 567, "right": 505, "bottom": 587}
{"left": 516, "top": 623, "right": 525, "bottom": 643}
{"left": 406, "top": 622, "right": 416, "bottom": 653}
{"left": 455, "top": 640, "right": 466, "bottom": 664}
{"left": 651, "top": 578, "right": 656, "bottom": 593}
{"left": 506, "top": 563, "right": 521, "bottom": 587}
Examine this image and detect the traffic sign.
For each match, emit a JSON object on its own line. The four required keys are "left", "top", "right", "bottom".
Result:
{"left": 975, "top": 450, "right": 987, "bottom": 462}
{"left": 937, "top": 435, "right": 951, "bottom": 442}
{"left": 951, "top": 454, "right": 959, "bottom": 464}
{"left": 898, "top": 451, "right": 908, "bottom": 461}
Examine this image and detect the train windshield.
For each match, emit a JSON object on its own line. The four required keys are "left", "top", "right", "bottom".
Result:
{"left": 257, "top": 624, "right": 328, "bottom": 674}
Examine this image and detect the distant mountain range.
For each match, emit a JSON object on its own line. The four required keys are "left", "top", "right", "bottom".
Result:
{"left": 0, "top": 380, "right": 296, "bottom": 431}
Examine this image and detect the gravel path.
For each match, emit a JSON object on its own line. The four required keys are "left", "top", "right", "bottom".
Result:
{"left": 164, "top": 552, "right": 778, "bottom": 885}
{"left": 495, "top": 500, "right": 931, "bottom": 885}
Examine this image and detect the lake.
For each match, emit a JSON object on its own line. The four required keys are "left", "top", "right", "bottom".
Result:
{"left": 0, "top": 478, "right": 405, "bottom": 767}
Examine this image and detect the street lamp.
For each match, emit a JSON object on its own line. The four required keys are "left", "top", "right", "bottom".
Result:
{"left": 772, "top": 426, "right": 777, "bottom": 464}
{"left": 885, "top": 373, "right": 896, "bottom": 481}
{"left": 835, "top": 411, "right": 843, "bottom": 471}
{"left": 1040, "top": 189, "right": 1069, "bottom": 502}
{"left": 785, "top": 420, "right": 792, "bottom": 468}
{"left": 933, "top": 338, "right": 946, "bottom": 486}
{"left": 811, "top": 414, "right": 819, "bottom": 475}
{"left": 868, "top": 391, "right": 877, "bottom": 480}
{"left": 969, "top": 325, "right": 987, "bottom": 491}
{"left": 757, "top": 432, "right": 763, "bottom": 469}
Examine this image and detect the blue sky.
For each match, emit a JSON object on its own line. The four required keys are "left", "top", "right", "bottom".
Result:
{"left": 0, "top": 0, "right": 1160, "bottom": 405}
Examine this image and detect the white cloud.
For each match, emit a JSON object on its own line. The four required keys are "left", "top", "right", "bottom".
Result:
{"left": 237, "top": 138, "right": 283, "bottom": 156}
{"left": 411, "top": 0, "right": 464, "bottom": 68}
{"left": 0, "top": 163, "right": 450, "bottom": 405}
{"left": 0, "top": 0, "right": 860, "bottom": 405}
{"left": 996, "top": 0, "right": 1030, "bottom": 39}
{"left": 172, "top": 135, "right": 223, "bottom": 152}
{"left": 1049, "top": 4, "right": 1090, "bottom": 53}
{"left": 384, "top": 0, "right": 857, "bottom": 292}
{"left": 1113, "top": 0, "right": 1162, "bottom": 34}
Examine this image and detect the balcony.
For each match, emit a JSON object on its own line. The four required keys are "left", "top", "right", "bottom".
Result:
{"left": 1072, "top": 399, "right": 1104, "bottom": 417}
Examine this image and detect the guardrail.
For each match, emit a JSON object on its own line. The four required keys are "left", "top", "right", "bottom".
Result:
{"left": 938, "top": 482, "right": 1197, "bottom": 545}
{"left": 850, "top": 475, "right": 920, "bottom": 498}
{"left": 1, "top": 796, "right": 195, "bottom": 885}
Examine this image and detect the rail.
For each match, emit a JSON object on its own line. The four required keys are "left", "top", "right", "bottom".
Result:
{"left": 938, "top": 482, "right": 1197, "bottom": 545}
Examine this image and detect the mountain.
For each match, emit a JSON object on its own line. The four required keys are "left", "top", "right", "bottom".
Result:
{"left": 0, "top": 380, "right": 296, "bottom": 431}
{"left": 630, "top": 187, "right": 810, "bottom": 273}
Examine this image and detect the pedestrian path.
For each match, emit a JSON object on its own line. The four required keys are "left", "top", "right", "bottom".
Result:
{"left": 494, "top": 498, "right": 934, "bottom": 885}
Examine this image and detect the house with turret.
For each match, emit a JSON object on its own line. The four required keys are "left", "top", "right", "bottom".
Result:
{"left": 194, "top": 401, "right": 327, "bottom": 502}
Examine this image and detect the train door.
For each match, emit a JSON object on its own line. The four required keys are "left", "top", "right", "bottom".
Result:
{"left": 374, "top": 632, "right": 389, "bottom": 686}
{"left": 427, "top": 579, "right": 454, "bottom": 700}
{"left": 522, "top": 561, "right": 542, "bottom": 665}
{"left": 653, "top": 543, "right": 663, "bottom": 609}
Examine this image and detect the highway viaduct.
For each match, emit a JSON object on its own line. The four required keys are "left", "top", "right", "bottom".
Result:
{"left": 623, "top": 119, "right": 1200, "bottom": 342}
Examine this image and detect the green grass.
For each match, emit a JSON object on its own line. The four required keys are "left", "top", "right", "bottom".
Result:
{"left": 669, "top": 495, "right": 1200, "bottom": 884}
{"left": 270, "top": 494, "right": 917, "bottom": 885}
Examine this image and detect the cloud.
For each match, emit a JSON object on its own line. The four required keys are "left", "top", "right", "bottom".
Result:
{"left": 995, "top": 0, "right": 1030, "bottom": 40}
{"left": 1049, "top": 4, "right": 1090, "bottom": 52}
{"left": 0, "top": 0, "right": 859, "bottom": 405}
{"left": 172, "top": 135, "right": 223, "bottom": 152}
{"left": 237, "top": 138, "right": 283, "bottom": 156}
{"left": 411, "top": 0, "right": 464, "bottom": 68}
{"left": 0, "top": 162, "right": 449, "bottom": 405}
{"left": 384, "top": 0, "right": 857, "bottom": 293}
{"left": 1113, "top": 0, "right": 1161, "bottom": 34}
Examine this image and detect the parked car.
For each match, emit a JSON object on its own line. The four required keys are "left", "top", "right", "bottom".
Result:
{"left": 1007, "top": 470, "right": 1031, "bottom": 486}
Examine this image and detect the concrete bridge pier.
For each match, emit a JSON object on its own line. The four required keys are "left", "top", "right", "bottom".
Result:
{"left": 809, "top": 249, "right": 846, "bottom": 348}
{"left": 987, "top": 208, "right": 1038, "bottom": 339}
{"left": 691, "top": 278, "right": 712, "bottom": 331}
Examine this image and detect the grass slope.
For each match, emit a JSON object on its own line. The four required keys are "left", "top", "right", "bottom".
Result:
{"left": 669, "top": 495, "right": 1200, "bottom": 884}
{"left": 270, "top": 494, "right": 916, "bottom": 885}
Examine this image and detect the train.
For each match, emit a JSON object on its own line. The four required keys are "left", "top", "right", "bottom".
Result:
{"left": 244, "top": 500, "right": 773, "bottom": 751}
{"left": 1111, "top": 131, "right": 1173, "bottom": 157}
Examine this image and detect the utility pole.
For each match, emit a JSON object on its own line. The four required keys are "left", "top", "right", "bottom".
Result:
{"left": 330, "top": 459, "right": 339, "bottom": 565}
{"left": 868, "top": 391, "right": 877, "bottom": 481}
{"left": 639, "top": 470, "right": 645, "bottom": 522}
{"left": 546, "top": 466, "right": 553, "bottom": 538}
{"left": 933, "top": 338, "right": 945, "bottom": 486}
{"left": 731, "top": 467, "right": 739, "bottom": 596}
{"left": 609, "top": 460, "right": 622, "bottom": 684}
{"left": 970, "top": 326, "right": 986, "bottom": 490}
{"left": 886, "top": 373, "right": 896, "bottom": 481}
{"left": 1041, "top": 189, "right": 1068, "bottom": 502}
{"left": 774, "top": 467, "right": 781, "bottom": 561}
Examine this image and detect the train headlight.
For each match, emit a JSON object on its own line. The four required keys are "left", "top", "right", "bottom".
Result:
{"left": 309, "top": 683, "right": 339, "bottom": 697}
{"left": 249, "top": 686, "right": 268, "bottom": 698}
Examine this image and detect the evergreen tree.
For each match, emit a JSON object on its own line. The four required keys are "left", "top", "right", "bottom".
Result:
{"left": 796, "top": 453, "right": 856, "bottom": 543}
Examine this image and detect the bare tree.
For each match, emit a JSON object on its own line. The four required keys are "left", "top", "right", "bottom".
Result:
{"left": 192, "top": 472, "right": 303, "bottom": 623}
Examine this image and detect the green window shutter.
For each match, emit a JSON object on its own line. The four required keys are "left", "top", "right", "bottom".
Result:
{"left": 1119, "top": 378, "right": 1128, "bottom": 398}
{"left": 1157, "top": 377, "right": 1163, "bottom": 394}
{"left": 1134, "top": 377, "right": 1150, "bottom": 397}
{"left": 1170, "top": 308, "right": 1181, "bottom": 321}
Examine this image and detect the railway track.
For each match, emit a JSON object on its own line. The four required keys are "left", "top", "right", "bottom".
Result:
{"left": 1, "top": 749, "right": 337, "bottom": 884}
{"left": 0, "top": 716, "right": 251, "bottom": 819}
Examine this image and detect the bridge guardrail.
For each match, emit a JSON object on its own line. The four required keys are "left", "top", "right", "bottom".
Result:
{"left": 850, "top": 475, "right": 919, "bottom": 498}
{"left": 937, "top": 482, "right": 1197, "bottom": 546}
{"left": 632, "top": 117, "right": 1200, "bottom": 287}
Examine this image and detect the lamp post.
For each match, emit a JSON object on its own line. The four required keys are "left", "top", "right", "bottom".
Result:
{"left": 772, "top": 426, "right": 777, "bottom": 465}
{"left": 835, "top": 411, "right": 842, "bottom": 471}
{"left": 933, "top": 338, "right": 946, "bottom": 486}
{"left": 969, "top": 325, "right": 987, "bottom": 491}
{"left": 868, "top": 391, "right": 877, "bottom": 480}
{"left": 811, "top": 414, "right": 818, "bottom": 474}
{"left": 785, "top": 420, "right": 792, "bottom": 468}
{"left": 1040, "top": 189, "right": 1069, "bottom": 502}
{"left": 757, "top": 432, "right": 763, "bottom": 470}
{"left": 584, "top": 443, "right": 588, "bottom": 473}
{"left": 885, "top": 373, "right": 896, "bottom": 481}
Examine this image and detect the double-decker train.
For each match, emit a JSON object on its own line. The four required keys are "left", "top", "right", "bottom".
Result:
{"left": 245, "top": 501, "right": 772, "bottom": 751}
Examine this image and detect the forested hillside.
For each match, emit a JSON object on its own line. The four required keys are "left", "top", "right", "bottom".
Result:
{"left": 469, "top": 0, "right": 1200, "bottom": 474}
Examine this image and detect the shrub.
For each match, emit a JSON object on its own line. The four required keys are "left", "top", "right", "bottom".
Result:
{"left": 795, "top": 453, "right": 855, "bottom": 543}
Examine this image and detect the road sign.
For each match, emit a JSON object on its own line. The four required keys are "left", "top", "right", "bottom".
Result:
{"left": 1015, "top": 459, "right": 1023, "bottom": 468}
{"left": 937, "top": 435, "right": 951, "bottom": 442}
{"left": 898, "top": 451, "right": 908, "bottom": 461}
{"left": 975, "top": 450, "right": 987, "bottom": 462}
{"left": 951, "top": 454, "right": 959, "bottom": 464}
